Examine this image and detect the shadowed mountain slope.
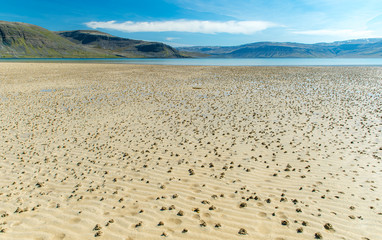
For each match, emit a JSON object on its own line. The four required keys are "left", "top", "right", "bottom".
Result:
{"left": 57, "top": 30, "right": 184, "bottom": 58}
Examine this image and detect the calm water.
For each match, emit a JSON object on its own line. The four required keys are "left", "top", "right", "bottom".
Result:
{"left": 1, "top": 58, "right": 382, "bottom": 66}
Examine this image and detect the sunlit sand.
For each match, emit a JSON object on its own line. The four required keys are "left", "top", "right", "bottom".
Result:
{"left": 0, "top": 63, "right": 381, "bottom": 240}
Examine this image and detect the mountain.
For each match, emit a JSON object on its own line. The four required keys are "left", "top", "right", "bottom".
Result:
{"left": 3, "top": 20, "right": 382, "bottom": 59}
{"left": 0, "top": 21, "right": 115, "bottom": 58}
{"left": 0, "top": 21, "right": 184, "bottom": 58}
{"left": 57, "top": 30, "right": 184, "bottom": 58}
{"left": 178, "top": 39, "right": 382, "bottom": 58}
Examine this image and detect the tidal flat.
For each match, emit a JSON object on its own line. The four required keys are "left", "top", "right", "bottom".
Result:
{"left": 0, "top": 63, "right": 381, "bottom": 240}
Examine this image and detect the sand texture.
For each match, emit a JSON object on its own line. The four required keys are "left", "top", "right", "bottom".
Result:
{"left": 0, "top": 63, "right": 381, "bottom": 240}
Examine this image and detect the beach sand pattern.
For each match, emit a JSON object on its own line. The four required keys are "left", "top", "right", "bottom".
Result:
{"left": 0, "top": 63, "right": 381, "bottom": 239}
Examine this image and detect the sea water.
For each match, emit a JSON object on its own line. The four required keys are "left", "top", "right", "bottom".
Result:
{"left": 1, "top": 58, "right": 382, "bottom": 66}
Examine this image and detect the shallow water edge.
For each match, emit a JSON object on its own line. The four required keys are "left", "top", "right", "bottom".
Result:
{"left": 1, "top": 58, "right": 382, "bottom": 66}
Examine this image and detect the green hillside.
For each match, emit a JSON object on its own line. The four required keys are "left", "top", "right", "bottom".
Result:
{"left": 0, "top": 21, "right": 115, "bottom": 58}
{"left": 0, "top": 21, "right": 185, "bottom": 58}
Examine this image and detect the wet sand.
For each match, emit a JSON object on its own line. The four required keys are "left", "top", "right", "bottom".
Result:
{"left": 0, "top": 63, "right": 381, "bottom": 240}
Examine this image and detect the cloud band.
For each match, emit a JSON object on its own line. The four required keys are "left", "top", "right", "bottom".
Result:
{"left": 85, "top": 20, "right": 277, "bottom": 34}
{"left": 293, "top": 29, "right": 374, "bottom": 38}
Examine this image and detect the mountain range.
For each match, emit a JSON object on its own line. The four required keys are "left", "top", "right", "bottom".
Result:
{"left": 178, "top": 39, "right": 382, "bottom": 58}
{"left": 2, "top": 20, "right": 382, "bottom": 58}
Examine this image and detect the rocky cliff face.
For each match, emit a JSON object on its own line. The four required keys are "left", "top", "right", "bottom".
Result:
{"left": 57, "top": 30, "right": 183, "bottom": 58}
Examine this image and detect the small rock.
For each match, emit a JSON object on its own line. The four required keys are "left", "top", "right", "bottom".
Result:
{"left": 238, "top": 228, "right": 248, "bottom": 235}
{"left": 281, "top": 220, "right": 289, "bottom": 226}
{"left": 314, "top": 232, "right": 323, "bottom": 239}
{"left": 160, "top": 206, "right": 167, "bottom": 211}
{"left": 200, "top": 220, "right": 207, "bottom": 227}
{"left": 93, "top": 224, "right": 102, "bottom": 231}
{"left": 239, "top": 202, "right": 247, "bottom": 208}
{"left": 324, "top": 223, "right": 334, "bottom": 231}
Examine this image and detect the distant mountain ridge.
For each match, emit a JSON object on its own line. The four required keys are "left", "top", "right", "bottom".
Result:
{"left": 57, "top": 30, "right": 183, "bottom": 58}
{"left": 178, "top": 39, "right": 382, "bottom": 58}
{"left": 0, "top": 21, "right": 184, "bottom": 58}
{"left": 2, "top": 20, "right": 382, "bottom": 59}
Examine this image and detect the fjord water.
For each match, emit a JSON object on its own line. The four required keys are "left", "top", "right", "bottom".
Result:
{"left": 113, "top": 58, "right": 382, "bottom": 66}
{"left": 2, "top": 58, "right": 382, "bottom": 66}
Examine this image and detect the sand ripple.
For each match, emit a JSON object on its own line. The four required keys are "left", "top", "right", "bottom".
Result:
{"left": 0, "top": 63, "right": 381, "bottom": 240}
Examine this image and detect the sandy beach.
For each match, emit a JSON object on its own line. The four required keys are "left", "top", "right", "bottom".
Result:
{"left": 0, "top": 63, "right": 381, "bottom": 240}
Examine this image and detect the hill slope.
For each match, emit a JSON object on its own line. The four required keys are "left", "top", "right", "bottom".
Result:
{"left": 57, "top": 30, "right": 184, "bottom": 58}
{"left": 0, "top": 21, "right": 114, "bottom": 58}
{"left": 0, "top": 21, "right": 184, "bottom": 58}
{"left": 179, "top": 39, "right": 382, "bottom": 58}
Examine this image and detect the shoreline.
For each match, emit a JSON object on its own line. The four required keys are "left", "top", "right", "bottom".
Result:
{"left": 1, "top": 58, "right": 382, "bottom": 67}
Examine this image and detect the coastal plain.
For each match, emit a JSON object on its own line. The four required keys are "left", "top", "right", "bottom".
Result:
{"left": 0, "top": 63, "right": 381, "bottom": 240}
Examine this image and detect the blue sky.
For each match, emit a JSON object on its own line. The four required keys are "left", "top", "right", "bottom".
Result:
{"left": 2, "top": 0, "right": 382, "bottom": 46}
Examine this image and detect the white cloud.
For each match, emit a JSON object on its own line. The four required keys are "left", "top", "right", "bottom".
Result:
{"left": 293, "top": 29, "right": 375, "bottom": 39}
{"left": 166, "top": 37, "right": 180, "bottom": 41}
{"left": 85, "top": 20, "right": 277, "bottom": 34}
{"left": 164, "top": 42, "right": 192, "bottom": 47}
